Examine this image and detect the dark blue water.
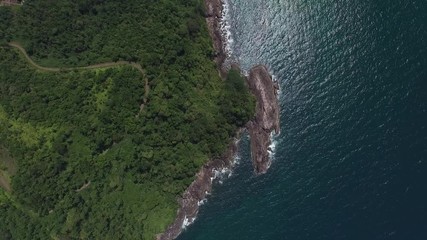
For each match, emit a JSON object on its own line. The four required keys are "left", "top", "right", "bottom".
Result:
{"left": 178, "top": 0, "right": 427, "bottom": 239}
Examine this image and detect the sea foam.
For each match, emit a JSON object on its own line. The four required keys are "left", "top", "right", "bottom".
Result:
{"left": 221, "top": 0, "right": 234, "bottom": 58}
{"left": 181, "top": 216, "right": 196, "bottom": 229}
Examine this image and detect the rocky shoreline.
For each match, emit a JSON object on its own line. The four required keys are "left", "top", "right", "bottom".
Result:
{"left": 157, "top": 0, "right": 280, "bottom": 239}
{"left": 205, "top": 0, "right": 228, "bottom": 76}
{"left": 157, "top": 133, "right": 241, "bottom": 240}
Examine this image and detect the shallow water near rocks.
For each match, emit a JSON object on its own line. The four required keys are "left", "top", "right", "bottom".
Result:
{"left": 178, "top": 0, "right": 427, "bottom": 239}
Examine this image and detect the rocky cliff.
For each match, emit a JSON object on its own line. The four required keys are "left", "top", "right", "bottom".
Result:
{"left": 246, "top": 65, "right": 280, "bottom": 174}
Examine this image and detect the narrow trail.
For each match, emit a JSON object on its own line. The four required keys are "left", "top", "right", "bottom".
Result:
{"left": 7, "top": 42, "right": 150, "bottom": 105}
{"left": 0, "top": 173, "right": 11, "bottom": 192}
{"left": 75, "top": 181, "right": 91, "bottom": 192}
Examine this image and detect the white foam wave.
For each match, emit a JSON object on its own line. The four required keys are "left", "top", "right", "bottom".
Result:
{"left": 197, "top": 198, "right": 207, "bottom": 206}
{"left": 210, "top": 153, "right": 240, "bottom": 185}
{"left": 182, "top": 216, "right": 197, "bottom": 229}
{"left": 213, "top": 167, "right": 232, "bottom": 181}
{"left": 233, "top": 154, "right": 241, "bottom": 166}
{"left": 268, "top": 132, "right": 279, "bottom": 161}
{"left": 221, "top": 0, "right": 233, "bottom": 58}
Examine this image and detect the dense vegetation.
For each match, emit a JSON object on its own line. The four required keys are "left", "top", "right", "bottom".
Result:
{"left": 0, "top": 0, "right": 255, "bottom": 239}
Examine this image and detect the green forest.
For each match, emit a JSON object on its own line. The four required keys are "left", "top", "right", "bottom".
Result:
{"left": 0, "top": 0, "right": 255, "bottom": 239}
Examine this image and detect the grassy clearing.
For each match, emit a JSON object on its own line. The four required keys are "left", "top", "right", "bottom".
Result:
{"left": 1, "top": 105, "right": 58, "bottom": 149}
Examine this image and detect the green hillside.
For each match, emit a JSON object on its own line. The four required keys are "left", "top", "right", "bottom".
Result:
{"left": 0, "top": 0, "right": 254, "bottom": 239}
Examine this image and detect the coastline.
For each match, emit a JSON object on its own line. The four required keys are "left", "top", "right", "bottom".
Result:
{"left": 157, "top": 0, "right": 280, "bottom": 239}
{"left": 204, "top": 0, "right": 228, "bottom": 77}
{"left": 157, "top": 131, "right": 242, "bottom": 240}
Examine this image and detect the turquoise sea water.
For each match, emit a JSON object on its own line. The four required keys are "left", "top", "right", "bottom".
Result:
{"left": 178, "top": 0, "right": 427, "bottom": 239}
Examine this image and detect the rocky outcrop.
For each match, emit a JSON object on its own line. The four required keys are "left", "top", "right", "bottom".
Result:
{"left": 246, "top": 65, "right": 280, "bottom": 174}
{"left": 158, "top": 0, "right": 280, "bottom": 239}
{"left": 158, "top": 64, "right": 280, "bottom": 240}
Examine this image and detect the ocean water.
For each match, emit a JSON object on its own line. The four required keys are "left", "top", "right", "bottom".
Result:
{"left": 178, "top": 0, "right": 427, "bottom": 239}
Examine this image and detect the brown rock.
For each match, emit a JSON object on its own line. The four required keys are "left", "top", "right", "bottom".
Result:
{"left": 246, "top": 65, "right": 280, "bottom": 174}
{"left": 204, "top": 0, "right": 227, "bottom": 77}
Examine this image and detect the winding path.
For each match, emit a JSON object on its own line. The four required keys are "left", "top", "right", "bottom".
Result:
{"left": 7, "top": 42, "right": 150, "bottom": 105}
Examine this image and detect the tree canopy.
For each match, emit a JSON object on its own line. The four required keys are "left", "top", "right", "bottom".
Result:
{"left": 0, "top": 0, "right": 255, "bottom": 239}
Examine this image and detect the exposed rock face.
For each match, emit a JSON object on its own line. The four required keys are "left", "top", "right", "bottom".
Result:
{"left": 246, "top": 65, "right": 280, "bottom": 174}
{"left": 205, "top": 0, "right": 227, "bottom": 77}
